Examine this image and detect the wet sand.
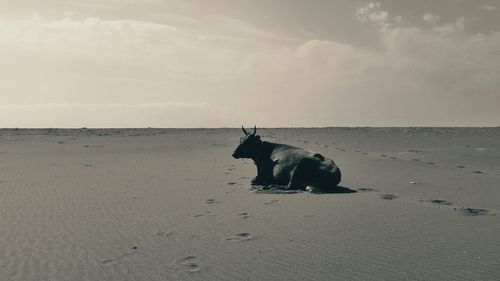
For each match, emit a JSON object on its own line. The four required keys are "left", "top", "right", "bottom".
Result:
{"left": 0, "top": 127, "right": 499, "bottom": 280}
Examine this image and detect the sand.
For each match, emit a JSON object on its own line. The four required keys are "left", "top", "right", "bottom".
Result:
{"left": 0, "top": 127, "right": 499, "bottom": 281}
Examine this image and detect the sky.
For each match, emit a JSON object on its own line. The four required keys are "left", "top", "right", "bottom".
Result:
{"left": 0, "top": 0, "right": 499, "bottom": 127}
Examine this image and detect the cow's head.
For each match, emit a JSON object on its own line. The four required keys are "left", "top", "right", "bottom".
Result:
{"left": 232, "top": 125, "right": 261, "bottom": 159}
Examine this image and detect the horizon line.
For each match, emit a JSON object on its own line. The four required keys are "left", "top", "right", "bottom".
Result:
{"left": 1, "top": 126, "right": 499, "bottom": 130}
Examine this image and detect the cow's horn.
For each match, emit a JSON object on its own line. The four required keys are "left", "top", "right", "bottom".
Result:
{"left": 242, "top": 126, "right": 248, "bottom": 135}
{"left": 253, "top": 125, "right": 256, "bottom": 135}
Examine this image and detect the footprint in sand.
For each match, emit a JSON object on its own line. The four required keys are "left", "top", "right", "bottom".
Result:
{"left": 456, "top": 165, "right": 466, "bottom": 169}
{"left": 357, "top": 188, "right": 377, "bottom": 192}
{"left": 176, "top": 256, "right": 202, "bottom": 273}
{"left": 472, "top": 170, "right": 484, "bottom": 174}
{"left": 238, "top": 212, "right": 249, "bottom": 219}
{"left": 264, "top": 200, "right": 280, "bottom": 205}
{"left": 226, "top": 232, "right": 253, "bottom": 242}
{"left": 411, "top": 158, "right": 420, "bottom": 162}
{"left": 456, "top": 207, "right": 494, "bottom": 216}
{"left": 227, "top": 182, "right": 237, "bottom": 185}
{"left": 380, "top": 154, "right": 388, "bottom": 158}
{"left": 380, "top": 193, "right": 397, "bottom": 200}
{"left": 428, "top": 199, "right": 452, "bottom": 206}
{"left": 205, "top": 199, "right": 219, "bottom": 204}
{"left": 362, "top": 152, "right": 368, "bottom": 155}
{"left": 427, "top": 162, "right": 435, "bottom": 165}
{"left": 390, "top": 156, "right": 398, "bottom": 159}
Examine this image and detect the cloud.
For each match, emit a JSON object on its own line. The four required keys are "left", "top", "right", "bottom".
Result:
{"left": 355, "top": 2, "right": 390, "bottom": 30}
{"left": 0, "top": 9, "right": 499, "bottom": 127}
{"left": 479, "top": 4, "right": 497, "bottom": 11}
{"left": 0, "top": 14, "right": 284, "bottom": 82}
{"left": 423, "top": 13, "right": 439, "bottom": 24}
{"left": 432, "top": 17, "right": 466, "bottom": 34}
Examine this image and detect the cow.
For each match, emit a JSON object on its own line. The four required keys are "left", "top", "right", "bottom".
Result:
{"left": 232, "top": 126, "right": 342, "bottom": 191}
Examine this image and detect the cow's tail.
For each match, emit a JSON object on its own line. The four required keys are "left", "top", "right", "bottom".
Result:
{"left": 313, "top": 153, "right": 325, "bottom": 161}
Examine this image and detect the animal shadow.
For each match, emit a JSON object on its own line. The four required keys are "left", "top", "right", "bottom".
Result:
{"left": 252, "top": 184, "right": 356, "bottom": 194}
{"left": 308, "top": 185, "right": 357, "bottom": 194}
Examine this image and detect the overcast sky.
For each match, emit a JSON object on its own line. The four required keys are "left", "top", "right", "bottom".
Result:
{"left": 1, "top": 0, "right": 499, "bottom": 127}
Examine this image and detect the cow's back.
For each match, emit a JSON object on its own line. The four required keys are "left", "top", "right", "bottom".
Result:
{"left": 269, "top": 144, "right": 341, "bottom": 187}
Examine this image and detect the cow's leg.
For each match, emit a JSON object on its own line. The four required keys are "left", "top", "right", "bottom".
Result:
{"left": 251, "top": 176, "right": 265, "bottom": 185}
{"left": 252, "top": 164, "right": 273, "bottom": 186}
{"left": 287, "top": 162, "right": 308, "bottom": 190}
{"left": 251, "top": 164, "right": 263, "bottom": 185}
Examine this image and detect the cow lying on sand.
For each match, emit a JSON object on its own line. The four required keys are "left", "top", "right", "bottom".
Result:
{"left": 232, "top": 126, "right": 341, "bottom": 191}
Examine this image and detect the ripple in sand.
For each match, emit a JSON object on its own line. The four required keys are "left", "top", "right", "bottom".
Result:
{"left": 210, "top": 144, "right": 227, "bottom": 147}
{"left": 226, "top": 232, "right": 253, "bottom": 242}
{"left": 156, "top": 229, "right": 175, "bottom": 237}
{"left": 101, "top": 252, "right": 136, "bottom": 265}
{"left": 193, "top": 211, "right": 211, "bottom": 218}
{"left": 177, "top": 256, "right": 201, "bottom": 273}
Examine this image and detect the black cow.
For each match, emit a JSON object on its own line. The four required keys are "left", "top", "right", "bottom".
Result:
{"left": 232, "top": 126, "right": 341, "bottom": 191}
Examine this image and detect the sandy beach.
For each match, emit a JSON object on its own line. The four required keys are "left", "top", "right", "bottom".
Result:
{"left": 0, "top": 127, "right": 499, "bottom": 281}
